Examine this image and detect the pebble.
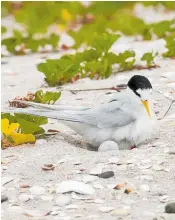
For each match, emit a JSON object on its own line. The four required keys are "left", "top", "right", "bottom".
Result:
{"left": 98, "top": 141, "right": 119, "bottom": 152}
{"left": 139, "top": 184, "right": 150, "bottom": 192}
{"left": 90, "top": 167, "right": 103, "bottom": 175}
{"left": 29, "top": 186, "right": 46, "bottom": 195}
{"left": 111, "top": 209, "right": 129, "bottom": 216}
{"left": 98, "top": 171, "right": 114, "bottom": 179}
{"left": 160, "top": 195, "right": 169, "bottom": 203}
{"left": 41, "top": 195, "right": 53, "bottom": 201}
{"left": 165, "top": 202, "right": 175, "bottom": 213}
{"left": 152, "top": 165, "right": 163, "bottom": 171}
{"left": 55, "top": 195, "right": 71, "bottom": 206}
{"left": 50, "top": 210, "right": 60, "bottom": 216}
{"left": 1, "top": 195, "right": 8, "bottom": 203}
{"left": 2, "top": 176, "right": 14, "bottom": 186}
{"left": 18, "top": 194, "right": 30, "bottom": 202}
{"left": 98, "top": 206, "right": 114, "bottom": 213}
{"left": 82, "top": 175, "right": 98, "bottom": 183}
{"left": 56, "top": 181, "right": 95, "bottom": 195}
{"left": 71, "top": 192, "right": 92, "bottom": 200}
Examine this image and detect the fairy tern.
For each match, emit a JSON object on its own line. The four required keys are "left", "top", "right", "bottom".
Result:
{"left": 4, "top": 75, "right": 156, "bottom": 150}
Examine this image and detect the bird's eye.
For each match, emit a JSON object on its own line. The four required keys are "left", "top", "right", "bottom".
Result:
{"left": 135, "top": 91, "right": 141, "bottom": 97}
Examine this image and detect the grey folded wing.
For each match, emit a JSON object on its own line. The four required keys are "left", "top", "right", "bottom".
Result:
{"left": 59, "top": 99, "right": 136, "bottom": 128}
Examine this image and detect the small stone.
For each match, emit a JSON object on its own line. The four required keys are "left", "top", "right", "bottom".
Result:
{"left": 98, "top": 171, "right": 114, "bottom": 179}
{"left": 55, "top": 195, "right": 71, "bottom": 206}
{"left": 111, "top": 209, "right": 129, "bottom": 216}
{"left": 1, "top": 195, "right": 8, "bottom": 203}
{"left": 71, "top": 193, "right": 92, "bottom": 200}
{"left": 82, "top": 175, "right": 98, "bottom": 183}
{"left": 98, "top": 206, "right": 114, "bottom": 213}
{"left": 90, "top": 167, "right": 103, "bottom": 175}
{"left": 152, "top": 165, "right": 163, "bottom": 171}
{"left": 2, "top": 176, "right": 14, "bottom": 186}
{"left": 50, "top": 210, "right": 60, "bottom": 216}
{"left": 160, "top": 195, "right": 169, "bottom": 203}
{"left": 168, "top": 148, "right": 175, "bottom": 155}
{"left": 165, "top": 202, "right": 175, "bottom": 213}
{"left": 18, "top": 194, "right": 30, "bottom": 202}
{"left": 41, "top": 195, "right": 53, "bottom": 201}
{"left": 98, "top": 141, "right": 119, "bottom": 152}
{"left": 139, "top": 184, "right": 150, "bottom": 192}
{"left": 29, "top": 186, "right": 46, "bottom": 195}
{"left": 56, "top": 181, "right": 95, "bottom": 195}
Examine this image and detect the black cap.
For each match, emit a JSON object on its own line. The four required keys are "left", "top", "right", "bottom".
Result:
{"left": 127, "top": 75, "right": 152, "bottom": 97}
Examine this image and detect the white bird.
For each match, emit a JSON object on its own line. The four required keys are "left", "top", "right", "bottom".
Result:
{"left": 4, "top": 75, "right": 156, "bottom": 150}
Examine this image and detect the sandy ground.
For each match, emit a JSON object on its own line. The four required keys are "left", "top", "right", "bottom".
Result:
{"left": 1, "top": 4, "right": 175, "bottom": 220}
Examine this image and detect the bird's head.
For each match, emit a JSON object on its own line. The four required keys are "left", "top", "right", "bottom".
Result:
{"left": 127, "top": 75, "right": 153, "bottom": 118}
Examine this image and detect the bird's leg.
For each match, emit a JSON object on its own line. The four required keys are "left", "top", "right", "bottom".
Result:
{"left": 129, "top": 145, "right": 136, "bottom": 150}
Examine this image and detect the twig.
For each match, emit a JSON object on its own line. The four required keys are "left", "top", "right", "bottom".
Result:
{"left": 153, "top": 89, "right": 174, "bottom": 102}
{"left": 161, "top": 100, "right": 175, "bottom": 120}
{"left": 60, "top": 85, "right": 127, "bottom": 93}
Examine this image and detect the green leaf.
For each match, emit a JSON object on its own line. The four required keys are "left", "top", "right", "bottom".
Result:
{"left": 163, "top": 33, "right": 175, "bottom": 58}
{"left": 111, "top": 50, "right": 136, "bottom": 70}
{"left": 14, "top": 114, "right": 48, "bottom": 126}
{"left": 91, "top": 33, "right": 120, "bottom": 52}
{"left": 34, "top": 90, "right": 61, "bottom": 104}
{"left": 14, "top": 114, "right": 47, "bottom": 134}
{"left": 37, "top": 58, "right": 80, "bottom": 86}
{"left": 151, "top": 19, "right": 175, "bottom": 38}
{"left": 141, "top": 51, "right": 158, "bottom": 67}
{"left": 1, "top": 26, "right": 7, "bottom": 34}
{"left": 1, "top": 113, "right": 17, "bottom": 124}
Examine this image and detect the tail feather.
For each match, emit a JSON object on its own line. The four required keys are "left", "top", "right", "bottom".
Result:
{"left": 2, "top": 108, "right": 84, "bottom": 124}
{"left": 11, "top": 100, "right": 89, "bottom": 111}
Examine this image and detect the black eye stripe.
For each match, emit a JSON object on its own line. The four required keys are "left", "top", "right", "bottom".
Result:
{"left": 134, "top": 90, "right": 141, "bottom": 97}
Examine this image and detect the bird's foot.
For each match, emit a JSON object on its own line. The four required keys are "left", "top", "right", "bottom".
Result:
{"left": 129, "top": 145, "right": 136, "bottom": 150}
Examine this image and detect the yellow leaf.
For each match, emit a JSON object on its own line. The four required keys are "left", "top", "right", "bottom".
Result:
{"left": 61, "top": 9, "right": 72, "bottom": 21}
{"left": 1, "top": 119, "right": 19, "bottom": 136}
{"left": 10, "top": 133, "right": 35, "bottom": 145}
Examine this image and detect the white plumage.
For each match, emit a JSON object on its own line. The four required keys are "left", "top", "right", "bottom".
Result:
{"left": 4, "top": 75, "right": 156, "bottom": 150}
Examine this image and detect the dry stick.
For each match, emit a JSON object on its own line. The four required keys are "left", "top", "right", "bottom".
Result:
{"left": 60, "top": 86, "right": 127, "bottom": 92}
{"left": 161, "top": 100, "right": 175, "bottom": 119}
{"left": 153, "top": 89, "right": 175, "bottom": 120}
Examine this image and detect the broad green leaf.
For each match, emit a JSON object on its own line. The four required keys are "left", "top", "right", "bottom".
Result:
{"left": 14, "top": 114, "right": 48, "bottom": 126}
{"left": 141, "top": 51, "right": 158, "bottom": 67}
{"left": 34, "top": 90, "right": 61, "bottom": 104}
{"left": 151, "top": 19, "right": 175, "bottom": 38}
{"left": 37, "top": 58, "right": 80, "bottom": 86}
{"left": 91, "top": 33, "right": 120, "bottom": 52}
{"left": 14, "top": 117, "right": 45, "bottom": 135}
{"left": 163, "top": 33, "right": 175, "bottom": 58}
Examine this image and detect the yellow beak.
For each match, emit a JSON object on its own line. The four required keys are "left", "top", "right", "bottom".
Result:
{"left": 141, "top": 100, "right": 151, "bottom": 118}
